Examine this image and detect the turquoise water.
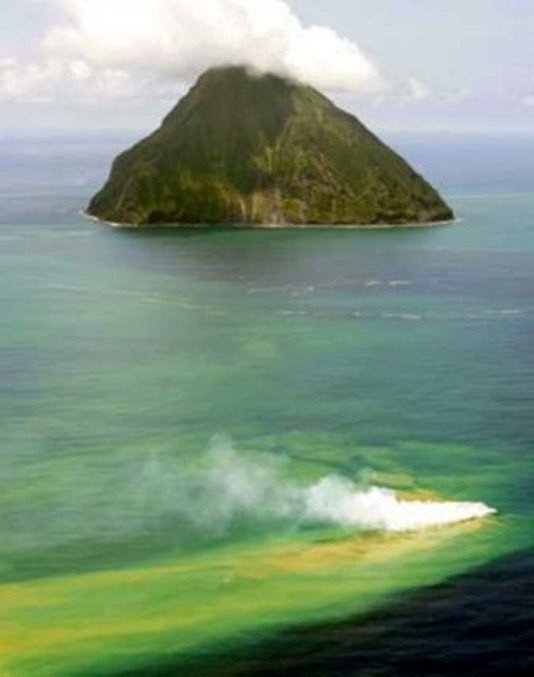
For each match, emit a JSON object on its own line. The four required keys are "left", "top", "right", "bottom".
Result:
{"left": 1, "top": 133, "right": 533, "bottom": 673}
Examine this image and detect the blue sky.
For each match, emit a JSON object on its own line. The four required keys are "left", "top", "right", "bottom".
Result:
{"left": 0, "top": 0, "right": 532, "bottom": 133}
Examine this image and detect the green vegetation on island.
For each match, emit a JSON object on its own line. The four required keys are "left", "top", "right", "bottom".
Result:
{"left": 88, "top": 66, "right": 454, "bottom": 226}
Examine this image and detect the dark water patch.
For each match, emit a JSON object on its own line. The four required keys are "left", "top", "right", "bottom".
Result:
{"left": 110, "top": 549, "right": 534, "bottom": 676}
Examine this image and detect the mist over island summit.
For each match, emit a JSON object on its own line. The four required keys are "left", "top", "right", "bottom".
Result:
{"left": 88, "top": 66, "right": 454, "bottom": 227}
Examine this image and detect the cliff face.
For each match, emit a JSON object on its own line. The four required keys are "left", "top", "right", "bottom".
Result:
{"left": 88, "top": 67, "right": 453, "bottom": 226}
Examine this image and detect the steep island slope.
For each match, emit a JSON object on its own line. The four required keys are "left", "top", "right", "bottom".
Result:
{"left": 88, "top": 67, "right": 453, "bottom": 226}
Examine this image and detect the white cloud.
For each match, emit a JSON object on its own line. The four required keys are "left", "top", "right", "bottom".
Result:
{"left": 406, "top": 77, "right": 431, "bottom": 102}
{"left": 398, "top": 77, "right": 469, "bottom": 106}
{"left": 0, "top": 0, "right": 384, "bottom": 103}
{"left": 523, "top": 94, "right": 534, "bottom": 107}
{"left": 440, "top": 88, "right": 469, "bottom": 104}
{"left": 0, "top": 57, "right": 141, "bottom": 103}
{"left": 0, "top": 58, "right": 62, "bottom": 103}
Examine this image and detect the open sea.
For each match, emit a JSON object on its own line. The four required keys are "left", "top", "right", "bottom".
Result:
{"left": 1, "top": 131, "right": 533, "bottom": 675}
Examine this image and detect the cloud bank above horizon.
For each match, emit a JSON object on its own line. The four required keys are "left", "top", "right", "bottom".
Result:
{"left": 0, "top": 0, "right": 384, "bottom": 103}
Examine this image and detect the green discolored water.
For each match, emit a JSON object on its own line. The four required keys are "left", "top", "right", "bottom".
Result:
{"left": 0, "top": 134, "right": 533, "bottom": 674}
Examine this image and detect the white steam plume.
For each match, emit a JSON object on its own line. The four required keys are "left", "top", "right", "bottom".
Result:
{"left": 6, "top": 436, "right": 496, "bottom": 554}
{"left": 303, "top": 476, "right": 496, "bottom": 532}
{"left": 206, "top": 439, "right": 497, "bottom": 533}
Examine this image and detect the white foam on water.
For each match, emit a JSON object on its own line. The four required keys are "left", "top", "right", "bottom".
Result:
{"left": 381, "top": 312, "right": 422, "bottom": 321}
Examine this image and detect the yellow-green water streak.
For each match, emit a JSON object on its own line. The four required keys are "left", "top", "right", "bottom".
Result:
{"left": 2, "top": 515, "right": 529, "bottom": 676}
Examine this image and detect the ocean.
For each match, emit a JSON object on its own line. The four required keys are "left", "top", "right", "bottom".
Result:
{"left": 1, "top": 131, "right": 533, "bottom": 675}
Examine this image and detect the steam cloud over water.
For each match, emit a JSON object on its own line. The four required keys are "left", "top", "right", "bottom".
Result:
{"left": 206, "top": 437, "right": 496, "bottom": 533}
{"left": 5, "top": 436, "right": 496, "bottom": 555}
{"left": 303, "top": 477, "right": 496, "bottom": 532}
